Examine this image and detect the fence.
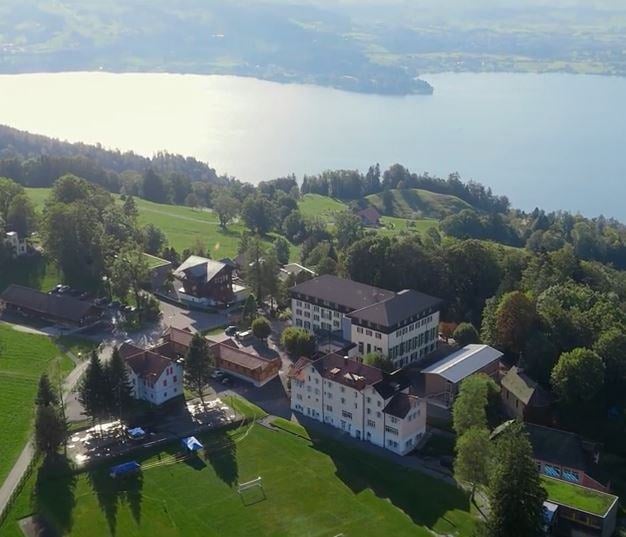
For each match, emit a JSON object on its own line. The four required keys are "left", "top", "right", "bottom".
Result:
{"left": 0, "top": 450, "right": 39, "bottom": 528}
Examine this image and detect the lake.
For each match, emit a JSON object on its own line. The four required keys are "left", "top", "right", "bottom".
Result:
{"left": 0, "top": 71, "right": 625, "bottom": 219}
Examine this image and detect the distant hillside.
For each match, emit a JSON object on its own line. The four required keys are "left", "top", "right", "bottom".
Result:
{"left": 364, "top": 188, "right": 474, "bottom": 219}
{"left": 0, "top": 124, "right": 220, "bottom": 184}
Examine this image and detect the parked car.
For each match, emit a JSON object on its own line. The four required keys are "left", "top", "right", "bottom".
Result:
{"left": 210, "top": 370, "right": 224, "bottom": 380}
{"left": 236, "top": 330, "right": 253, "bottom": 343}
{"left": 225, "top": 325, "right": 238, "bottom": 336}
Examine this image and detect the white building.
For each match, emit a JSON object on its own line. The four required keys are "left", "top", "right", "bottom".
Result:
{"left": 4, "top": 231, "right": 27, "bottom": 257}
{"left": 120, "top": 343, "right": 184, "bottom": 406}
{"left": 289, "top": 353, "right": 426, "bottom": 456}
{"left": 290, "top": 275, "right": 441, "bottom": 368}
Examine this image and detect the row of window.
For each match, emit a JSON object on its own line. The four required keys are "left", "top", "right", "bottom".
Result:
{"left": 389, "top": 327, "right": 437, "bottom": 359}
{"left": 394, "top": 315, "right": 434, "bottom": 338}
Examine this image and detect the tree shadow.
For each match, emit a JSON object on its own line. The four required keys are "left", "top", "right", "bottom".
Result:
{"left": 303, "top": 424, "right": 472, "bottom": 533}
{"left": 203, "top": 431, "right": 239, "bottom": 487}
{"left": 181, "top": 452, "right": 207, "bottom": 471}
{"left": 34, "top": 455, "right": 77, "bottom": 536}
{"left": 87, "top": 464, "right": 144, "bottom": 535}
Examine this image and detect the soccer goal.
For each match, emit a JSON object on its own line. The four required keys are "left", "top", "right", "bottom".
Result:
{"left": 237, "top": 476, "right": 266, "bottom": 505}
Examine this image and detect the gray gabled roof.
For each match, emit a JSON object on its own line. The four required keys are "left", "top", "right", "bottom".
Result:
{"left": 174, "top": 255, "right": 227, "bottom": 283}
{"left": 348, "top": 289, "right": 441, "bottom": 328}
{"left": 422, "top": 344, "right": 502, "bottom": 384}
{"left": 290, "top": 275, "right": 394, "bottom": 311}
{"left": 501, "top": 366, "right": 551, "bottom": 407}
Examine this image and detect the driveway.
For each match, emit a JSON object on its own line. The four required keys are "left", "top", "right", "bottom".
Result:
{"left": 159, "top": 300, "right": 228, "bottom": 333}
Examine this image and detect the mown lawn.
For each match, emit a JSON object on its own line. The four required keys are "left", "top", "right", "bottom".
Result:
{"left": 0, "top": 324, "right": 73, "bottom": 485}
{"left": 1, "top": 423, "right": 477, "bottom": 537}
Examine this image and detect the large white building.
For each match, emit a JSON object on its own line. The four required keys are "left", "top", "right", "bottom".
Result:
{"left": 290, "top": 275, "right": 441, "bottom": 368}
{"left": 289, "top": 353, "right": 426, "bottom": 456}
{"left": 119, "top": 342, "right": 184, "bottom": 406}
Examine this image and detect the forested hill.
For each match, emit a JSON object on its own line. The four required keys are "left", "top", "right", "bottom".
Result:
{"left": 0, "top": 124, "right": 220, "bottom": 189}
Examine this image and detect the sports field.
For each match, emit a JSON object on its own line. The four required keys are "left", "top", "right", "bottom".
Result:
{"left": 1, "top": 421, "right": 477, "bottom": 537}
{"left": 0, "top": 324, "right": 73, "bottom": 485}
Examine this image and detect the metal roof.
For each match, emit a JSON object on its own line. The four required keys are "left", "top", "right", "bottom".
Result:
{"left": 421, "top": 344, "right": 502, "bottom": 384}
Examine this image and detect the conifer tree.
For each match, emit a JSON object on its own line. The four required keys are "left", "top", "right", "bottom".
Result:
{"left": 184, "top": 333, "right": 213, "bottom": 407}
{"left": 486, "top": 422, "right": 547, "bottom": 537}
{"left": 78, "top": 351, "right": 108, "bottom": 428}
{"left": 106, "top": 346, "right": 133, "bottom": 420}
{"left": 34, "top": 404, "right": 66, "bottom": 458}
{"left": 36, "top": 373, "right": 59, "bottom": 407}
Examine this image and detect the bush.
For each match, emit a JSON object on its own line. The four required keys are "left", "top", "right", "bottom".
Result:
{"left": 453, "top": 322, "right": 480, "bottom": 346}
{"left": 252, "top": 317, "right": 272, "bottom": 341}
{"left": 281, "top": 327, "right": 315, "bottom": 358}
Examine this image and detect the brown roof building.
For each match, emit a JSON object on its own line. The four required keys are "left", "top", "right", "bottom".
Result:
{"left": 0, "top": 284, "right": 102, "bottom": 327}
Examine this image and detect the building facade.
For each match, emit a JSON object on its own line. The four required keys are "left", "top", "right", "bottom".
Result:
{"left": 290, "top": 275, "right": 441, "bottom": 367}
{"left": 289, "top": 354, "right": 426, "bottom": 455}
{"left": 120, "top": 343, "right": 184, "bottom": 406}
{"left": 174, "top": 255, "right": 234, "bottom": 306}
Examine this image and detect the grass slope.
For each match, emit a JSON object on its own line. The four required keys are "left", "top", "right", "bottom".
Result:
{"left": 1, "top": 424, "right": 476, "bottom": 537}
{"left": 366, "top": 188, "right": 474, "bottom": 220}
{"left": 24, "top": 188, "right": 298, "bottom": 261}
{"left": 298, "top": 194, "right": 348, "bottom": 223}
{"left": 0, "top": 324, "right": 73, "bottom": 485}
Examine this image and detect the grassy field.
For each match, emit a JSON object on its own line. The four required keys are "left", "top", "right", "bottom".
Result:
{"left": 1, "top": 423, "right": 476, "bottom": 537}
{"left": 366, "top": 189, "right": 473, "bottom": 220}
{"left": 541, "top": 476, "right": 617, "bottom": 516}
{"left": 0, "top": 324, "right": 74, "bottom": 485}
{"left": 24, "top": 188, "right": 297, "bottom": 261}
{"left": 298, "top": 194, "right": 348, "bottom": 223}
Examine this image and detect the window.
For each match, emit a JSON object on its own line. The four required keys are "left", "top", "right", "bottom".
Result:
{"left": 163, "top": 380, "right": 167, "bottom": 387}
{"left": 367, "top": 419, "right": 376, "bottom": 427}
{"left": 367, "top": 408, "right": 371, "bottom": 415}
{"left": 562, "top": 469, "right": 580, "bottom": 483}
{"left": 342, "top": 410, "right": 352, "bottom": 419}
{"left": 390, "top": 416, "right": 398, "bottom": 424}
{"left": 376, "top": 411, "right": 381, "bottom": 418}
{"left": 326, "top": 405, "right": 333, "bottom": 412}
{"left": 173, "top": 376, "right": 177, "bottom": 382}
{"left": 357, "top": 327, "right": 363, "bottom": 334}
{"left": 304, "top": 311, "right": 311, "bottom": 318}
{"left": 366, "top": 330, "right": 372, "bottom": 336}
{"left": 304, "top": 303, "right": 310, "bottom": 309}
{"left": 340, "top": 386, "right": 345, "bottom": 393}
{"left": 377, "top": 400, "right": 381, "bottom": 407}
{"left": 366, "top": 397, "right": 371, "bottom": 403}
{"left": 375, "top": 332, "right": 382, "bottom": 340}
{"left": 385, "top": 425, "right": 399, "bottom": 436}
{"left": 341, "top": 397, "right": 346, "bottom": 404}
{"left": 543, "top": 465, "right": 562, "bottom": 478}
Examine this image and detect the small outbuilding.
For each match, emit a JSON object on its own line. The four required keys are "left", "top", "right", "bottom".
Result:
{"left": 421, "top": 344, "right": 502, "bottom": 407}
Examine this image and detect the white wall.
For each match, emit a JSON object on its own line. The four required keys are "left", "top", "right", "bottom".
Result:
{"left": 129, "top": 362, "right": 183, "bottom": 405}
{"left": 291, "top": 366, "right": 427, "bottom": 456}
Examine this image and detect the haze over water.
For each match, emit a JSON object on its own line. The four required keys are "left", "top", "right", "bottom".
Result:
{"left": 0, "top": 71, "right": 624, "bottom": 219}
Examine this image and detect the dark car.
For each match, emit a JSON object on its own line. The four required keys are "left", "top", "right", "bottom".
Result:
{"left": 225, "top": 325, "right": 238, "bottom": 336}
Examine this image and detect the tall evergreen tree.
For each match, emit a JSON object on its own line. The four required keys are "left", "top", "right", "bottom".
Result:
{"left": 34, "top": 404, "right": 67, "bottom": 458}
{"left": 106, "top": 346, "right": 133, "bottom": 419}
{"left": 78, "top": 351, "right": 108, "bottom": 427}
{"left": 36, "top": 373, "right": 59, "bottom": 407}
{"left": 486, "top": 422, "right": 547, "bottom": 537}
{"left": 184, "top": 333, "right": 213, "bottom": 407}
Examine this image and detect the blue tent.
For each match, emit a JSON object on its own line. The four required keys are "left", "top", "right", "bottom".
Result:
{"left": 127, "top": 427, "right": 146, "bottom": 439}
{"left": 110, "top": 461, "right": 141, "bottom": 478}
{"left": 181, "top": 436, "right": 204, "bottom": 452}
